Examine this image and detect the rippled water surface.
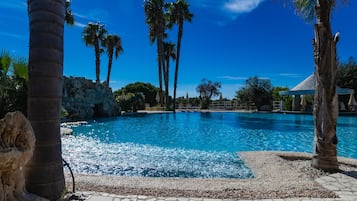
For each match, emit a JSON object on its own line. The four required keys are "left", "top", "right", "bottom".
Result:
{"left": 62, "top": 112, "right": 357, "bottom": 178}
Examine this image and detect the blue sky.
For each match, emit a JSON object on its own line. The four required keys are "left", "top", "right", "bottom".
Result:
{"left": 1, "top": 0, "right": 356, "bottom": 99}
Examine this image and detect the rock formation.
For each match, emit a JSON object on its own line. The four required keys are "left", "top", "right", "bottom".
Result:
{"left": 0, "top": 112, "right": 47, "bottom": 201}
{"left": 62, "top": 76, "right": 120, "bottom": 120}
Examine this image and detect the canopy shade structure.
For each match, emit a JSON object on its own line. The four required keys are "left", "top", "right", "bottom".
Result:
{"left": 279, "top": 74, "right": 354, "bottom": 95}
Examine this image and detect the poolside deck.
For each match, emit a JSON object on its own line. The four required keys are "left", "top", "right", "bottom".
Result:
{"left": 65, "top": 152, "right": 357, "bottom": 201}
{"left": 274, "top": 110, "right": 357, "bottom": 116}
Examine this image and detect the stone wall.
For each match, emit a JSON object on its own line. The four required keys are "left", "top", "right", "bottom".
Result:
{"left": 62, "top": 76, "right": 120, "bottom": 120}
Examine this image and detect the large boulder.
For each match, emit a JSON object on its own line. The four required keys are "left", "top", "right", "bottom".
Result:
{"left": 62, "top": 76, "right": 120, "bottom": 120}
{"left": 0, "top": 112, "right": 47, "bottom": 201}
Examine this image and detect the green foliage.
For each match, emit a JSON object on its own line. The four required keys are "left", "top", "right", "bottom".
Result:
{"left": 196, "top": 78, "right": 221, "bottom": 109}
{"left": 114, "top": 82, "right": 159, "bottom": 107}
{"left": 235, "top": 76, "right": 273, "bottom": 111}
{"left": 337, "top": 57, "right": 357, "bottom": 93}
{"left": 65, "top": 0, "right": 74, "bottom": 25}
{"left": 272, "top": 86, "right": 293, "bottom": 111}
{"left": 0, "top": 51, "right": 11, "bottom": 76}
{"left": 0, "top": 51, "right": 28, "bottom": 118}
{"left": 117, "top": 92, "right": 145, "bottom": 112}
{"left": 337, "top": 56, "right": 357, "bottom": 106}
{"left": 12, "top": 57, "right": 28, "bottom": 80}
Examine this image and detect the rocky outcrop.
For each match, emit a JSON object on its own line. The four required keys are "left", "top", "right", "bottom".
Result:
{"left": 62, "top": 76, "right": 120, "bottom": 120}
{"left": 0, "top": 112, "right": 47, "bottom": 201}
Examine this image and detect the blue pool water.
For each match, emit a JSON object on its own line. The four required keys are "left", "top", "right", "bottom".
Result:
{"left": 61, "top": 112, "right": 357, "bottom": 178}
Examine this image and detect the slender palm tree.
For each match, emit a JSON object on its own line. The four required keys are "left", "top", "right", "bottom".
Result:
{"left": 294, "top": 0, "right": 348, "bottom": 171}
{"left": 163, "top": 41, "right": 176, "bottom": 109}
{"left": 103, "top": 34, "right": 123, "bottom": 86}
{"left": 82, "top": 22, "right": 107, "bottom": 83}
{"left": 26, "top": 0, "right": 66, "bottom": 200}
{"left": 166, "top": 0, "right": 193, "bottom": 112}
{"left": 144, "top": 0, "right": 166, "bottom": 107}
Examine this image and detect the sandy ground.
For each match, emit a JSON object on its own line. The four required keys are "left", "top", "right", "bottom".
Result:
{"left": 65, "top": 151, "right": 357, "bottom": 199}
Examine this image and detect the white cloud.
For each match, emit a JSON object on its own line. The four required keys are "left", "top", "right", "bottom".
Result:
{"left": 0, "top": 1, "right": 26, "bottom": 10}
{"left": 0, "top": 31, "right": 25, "bottom": 40}
{"left": 189, "top": 0, "right": 266, "bottom": 25}
{"left": 279, "top": 73, "right": 304, "bottom": 78}
{"left": 218, "top": 75, "right": 247, "bottom": 81}
{"left": 73, "top": 9, "right": 110, "bottom": 25}
{"left": 74, "top": 22, "right": 87, "bottom": 28}
{"left": 223, "top": 0, "right": 266, "bottom": 14}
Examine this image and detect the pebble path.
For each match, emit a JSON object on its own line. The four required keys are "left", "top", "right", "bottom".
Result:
{"left": 80, "top": 172, "right": 357, "bottom": 201}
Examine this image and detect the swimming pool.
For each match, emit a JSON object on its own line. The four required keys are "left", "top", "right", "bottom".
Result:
{"left": 61, "top": 112, "right": 357, "bottom": 178}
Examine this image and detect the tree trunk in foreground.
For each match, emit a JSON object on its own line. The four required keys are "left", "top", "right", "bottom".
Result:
{"left": 26, "top": 0, "right": 66, "bottom": 200}
{"left": 311, "top": 1, "right": 339, "bottom": 171}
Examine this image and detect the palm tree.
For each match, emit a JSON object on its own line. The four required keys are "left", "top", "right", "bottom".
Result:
{"left": 82, "top": 22, "right": 107, "bottom": 83}
{"left": 294, "top": 0, "right": 348, "bottom": 171}
{"left": 163, "top": 41, "right": 176, "bottom": 109}
{"left": 26, "top": 0, "right": 66, "bottom": 200}
{"left": 103, "top": 34, "right": 123, "bottom": 86}
{"left": 65, "top": 0, "right": 74, "bottom": 25}
{"left": 144, "top": 0, "right": 166, "bottom": 107}
{"left": 166, "top": 0, "right": 193, "bottom": 112}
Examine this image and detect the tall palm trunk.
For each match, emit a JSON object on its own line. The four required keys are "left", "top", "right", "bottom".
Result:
{"left": 311, "top": 0, "right": 339, "bottom": 171}
{"left": 95, "top": 40, "right": 101, "bottom": 83}
{"left": 157, "top": 39, "right": 164, "bottom": 107}
{"left": 26, "top": 0, "right": 66, "bottom": 200}
{"left": 106, "top": 51, "right": 113, "bottom": 85}
{"left": 157, "top": 4, "right": 165, "bottom": 108}
{"left": 173, "top": 19, "right": 183, "bottom": 112}
{"left": 164, "top": 53, "right": 170, "bottom": 110}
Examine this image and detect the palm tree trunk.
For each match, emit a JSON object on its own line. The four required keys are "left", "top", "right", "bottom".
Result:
{"left": 165, "top": 56, "right": 170, "bottom": 110}
{"left": 173, "top": 20, "right": 183, "bottom": 112}
{"left": 106, "top": 52, "right": 113, "bottom": 86}
{"left": 157, "top": 6, "right": 165, "bottom": 108}
{"left": 26, "top": 0, "right": 65, "bottom": 200}
{"left": 95, "top": 40, "right": 101, "bottom": 83}
{"left": 311, "top": 0, "right": 339, "bottom": 171}
{"left": 157, "top": 39, "right": 164, "bottom": 107}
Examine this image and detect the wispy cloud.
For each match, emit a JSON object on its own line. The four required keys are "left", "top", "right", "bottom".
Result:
{"left": 74, "top": 22, "right": 87, "bottom": 28}
{"left": 218, "top": 75, "right": 247, "bottom": 81}
{"left": 279, "top": 73, "right": 304, "bottom": 78}
{"left": 0, "top": 1, "right": 26, "bottom": 10}
{"left": 223, "top": 0, "right": 266, "bottom": 14}
{"left": 74, "top": 9, "right": 109, "bottom": 24}
{"left": 72, "top": 9, "right": 111, "bottom": 29}
{"left": 190, "top": 0, "right": 266, "bottom": 25}
{"left": 0, "top": 31, "right": 25, "bottom": 40}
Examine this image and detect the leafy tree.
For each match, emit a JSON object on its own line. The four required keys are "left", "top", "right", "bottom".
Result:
{"left": 117, "top": 92, "right": 145, "bottom": 112}
{"left": 0, "top": 50, "right": 11, "bottom": 76}
{"left": 293, "top": 0, "right": 348, "bottom": 171}
{"left": 0, "top": 51, "right": 28, "bottom": 118}
{"left": 114, "top": 82, "right": 159, "bottom": 107}
{"left": 82, "top": 22, "right": 107, "bottom": 83}
{"left": 103, "top": 34, "right": 123, "bottom": 86}
{"left": 144, "top": 0, "right": 166, "bottom": 106}
{"left": 196, "top": 78, "right": 221, "bottom": 109}
{"left": 272, "top": 86, "right": 292, "bottom": 111}
{"left": 337, "top": 57, "right": 357, "bottom": 93}
{"left": 235, "top": 76, "right": 273, "bottom": 111}
{"left": 26, "top": 0, "right": 66, "bottom": 199}
{"left": 166, "top": 0, "right": 193, "bottom": 112}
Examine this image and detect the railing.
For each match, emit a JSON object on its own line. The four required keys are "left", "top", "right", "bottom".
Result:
{"left": 273, "top": 101, "right": 284, "bottom": 111}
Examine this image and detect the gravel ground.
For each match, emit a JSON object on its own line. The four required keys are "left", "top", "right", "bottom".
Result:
{"left": 65, "top": 151, "right": 357, "bottom": 200}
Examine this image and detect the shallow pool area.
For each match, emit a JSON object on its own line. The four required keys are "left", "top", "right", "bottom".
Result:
{"left": 61, "top": 112, "right": 357, "bottom": 178}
